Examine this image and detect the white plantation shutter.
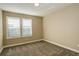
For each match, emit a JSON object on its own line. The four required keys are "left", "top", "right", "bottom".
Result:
{"left": 6, "top": 16, "right": 21, "bottom": 39}
{"left": 6, "top": 16, "right": 32, "bottom": 39}
{"left": 22, "top": 18, "right": 32, "bottom": 37}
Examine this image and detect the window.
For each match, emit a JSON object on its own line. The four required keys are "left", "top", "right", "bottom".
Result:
{"left": 6, "top": 16, "right": 20, "bottom": 38}
{"left": 6, "top": 16, "right": 32, "bottom": 39}
{"left": 22, "top": 18, "right": 32, "bottom": 37}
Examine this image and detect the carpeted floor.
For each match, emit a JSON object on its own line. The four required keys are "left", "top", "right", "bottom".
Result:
{"left": 0, "top": 41, "right": 79, "bottom": 56}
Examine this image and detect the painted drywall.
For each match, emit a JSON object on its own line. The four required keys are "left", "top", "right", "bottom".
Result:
{"left": 0, "top": 9, "right": 3, "bottom": 53}
{"left": 3, "top": 11, "right": 43, "bottom": 46}
{"left": 43, "top": 4, "right": 79, "bottom": 52}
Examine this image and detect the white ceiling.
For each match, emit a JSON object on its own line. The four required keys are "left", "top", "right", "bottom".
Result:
{"left": 0, "top": 3, "right": 71, "bottom": 17}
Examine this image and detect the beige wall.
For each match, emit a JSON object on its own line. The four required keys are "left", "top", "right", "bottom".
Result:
{"left": 43, "top": 4, "right": 79, "bottom": 52}
{"left": 0, "top": 9, "right": 3, "bottom": 52}
{"left": 3, "top": 11, "right": 43, "bottom": 46}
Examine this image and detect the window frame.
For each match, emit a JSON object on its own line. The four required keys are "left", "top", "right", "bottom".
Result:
{"left": 21, "top": 18, "right": 32, "bottom": 37}
{"left": 6, "top": 16, "right": 21, "bottom": 39}
{"left": 6, "top": 16, "right": 32, "bottom": 39}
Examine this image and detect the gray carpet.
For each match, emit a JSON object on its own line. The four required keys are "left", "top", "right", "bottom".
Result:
{"left": 0, "top": 41, "right": 79, "bottom": 56}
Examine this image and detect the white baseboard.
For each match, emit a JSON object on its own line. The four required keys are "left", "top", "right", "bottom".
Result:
{"left": 4, "top": 39, "right": 43, "bottom": 48}
{"left": 3, "top": 39, "right": 79, "bottom": 53}
{"left": 0, "top": 48, "right": 3, "bottom": 54}
{"left": 44, "top": 39, "right": 79, "bottom": 53}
